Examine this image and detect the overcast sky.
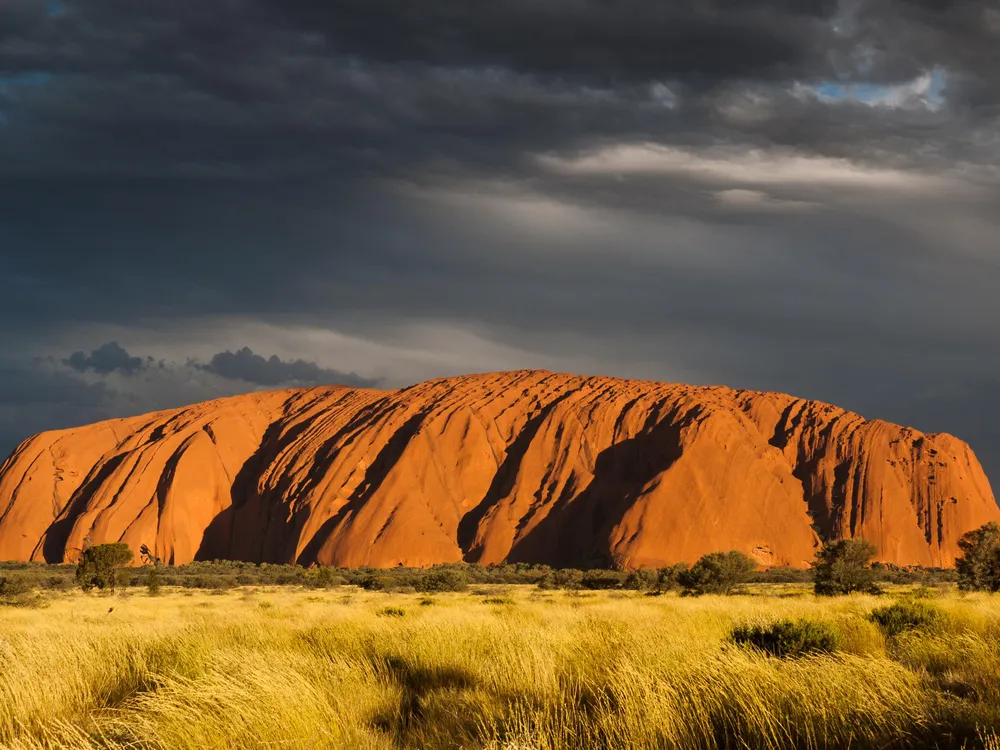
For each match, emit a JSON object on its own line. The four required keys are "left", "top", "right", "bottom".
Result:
{"left": 1, "top": 0, "right": 998, "bottom": 484}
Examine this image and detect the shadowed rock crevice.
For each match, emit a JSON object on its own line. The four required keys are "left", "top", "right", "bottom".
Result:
{"left": 295, "top": 409, "right": 430, "bottom": 566}
{"left": 41, "top": 453, "right": 127, "bottom": 562}
{"left": 508, "top": 408, "right": 685, "bottom": 568}
{"left": 458, "top": 392, "right": 575, "bottom": 561}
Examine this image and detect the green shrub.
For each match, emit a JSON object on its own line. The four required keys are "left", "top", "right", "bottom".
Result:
{"left": 182, "top": 575, "right": 235, "bottom": 590}
{"left": 813, "top": 539, "right": 880, "bottom": 596}
{"left": 313, "top": 566, "right": 346, "bottom": 588}
{"left": 0, "top": 575, "right": 33, "bottom": 598}
{"left": 869, "top": 599, "right": 941, "bottom": 636}
{"left": 377, "top": 607, "right": 406, "bottom": 618}
{"left": 955, "top": 522, "right": 1000, "bottom": 592}
{"left": 42, "top": 575, "right": 72, "bottom": 590}
{"left": 679, "top": 551, "right": 757, "bottom": 595}
{"left": 361, "top": 574, "right": 405, "bottom": 591}
{"left": 537, "top": 569, "right": 584, "bottom": 590}
{"left": 657, "top": 563, "right": 689, "bottom": 592}
{"left": 75, "top": 543, "right": 134, "bottom": 593}
{"left": 731, "top": 619, "right": 840, "bottom": 657}
{"left": 622, "top": 568, "right": 658, "bottom": 591}
{"left": 415, "top": 568, "right": 468, "bottom": 593}
{"left": 580, "top": 570, "right": 623, "bottom": 590}
{"left": 0, "top": 576, "right": 45, "bottom": 607}
{"left": 147, "top": 566, "right": 162, "bottom": 596}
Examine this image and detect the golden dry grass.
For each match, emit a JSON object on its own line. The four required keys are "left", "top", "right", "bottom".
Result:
{"left": 2, "top": 585, "right": 1000, "bottom": 749}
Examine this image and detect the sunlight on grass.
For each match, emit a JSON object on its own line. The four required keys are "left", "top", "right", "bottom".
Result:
{"left": 3, "top": 586, "right": 1000, "bottom": 748}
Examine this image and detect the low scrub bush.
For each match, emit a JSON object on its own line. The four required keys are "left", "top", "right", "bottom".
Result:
{"left": 311, "top": 566, "right": 346, "bottom": 588}
{"left": 869, "top": 599, "right": 941, "bottom": 636}
{"left": 622, "top": 568, "right": 658, "bottom": 591}
{"left": 731, "top": 618, "right": 840, "bottom": 658}
{"left": 359, "top": 575, "right": 400, "bottom": 591}
{"left": 0, "top": 575, "right": 33, "bottom": 597}
{"left": 680, "top": 551, "right": 756, "bottom": 595}
{"left": 580, "top": 570, "right": 623, "bottom": 590}
{"left": 414, "top": 568, "right": 468, "bottom": 593}
{"left": 537, "top": 569, "right": 584, "bottom": 590}
{"left": 182, "top": 575, "right": 236, "bottom": 590}
{"left": 0, "top": 576, "right": 45, "bottom": 608}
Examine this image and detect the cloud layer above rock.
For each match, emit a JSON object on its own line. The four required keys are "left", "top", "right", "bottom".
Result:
{"left": 1, "top": 0, "right": 998, "bottom": 482}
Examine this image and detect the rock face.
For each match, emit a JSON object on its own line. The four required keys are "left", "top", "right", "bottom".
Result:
{"left": 0, "top": 371, "right": 995, "bottom": 568}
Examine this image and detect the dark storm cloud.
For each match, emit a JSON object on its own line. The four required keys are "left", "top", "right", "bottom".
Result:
{"left": 269, "top": 0, "right": 839, "bottom": 85}
{"left": 200, "top": 347, "right": 380, "bottom": 388}
{"left": 0, "top": 0, "right": 996, "bottom": 183}
{"left": 64, "top": 341, "right": 148, "bottom": 376}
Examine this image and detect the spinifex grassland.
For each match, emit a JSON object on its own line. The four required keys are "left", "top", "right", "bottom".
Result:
{"left": 3, "top": 586, "right": 1000, "bottom": 749}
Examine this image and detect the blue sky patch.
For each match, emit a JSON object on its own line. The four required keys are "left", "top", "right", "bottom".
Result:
{"left": 811, "top": 68, "right": 946, "bottom": 110}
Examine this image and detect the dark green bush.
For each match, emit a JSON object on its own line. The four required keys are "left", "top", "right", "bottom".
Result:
{"left": 360, "top": 574, "right": 404, "bottom": 591}
{"left": 43, "top": 575, "right": 72, "bottom": 590}
{"left": 869, "top": 599, "right": 941, "bottom": 636}
{"left": 657, "top": 563, "right": 689, "bottom": 592}
{"left": 731, "top": 619, "right": 839, "bottom": 658}
{"left": 622, "top": 568, "right": 658, "bottom": 591}
{"left": 182, "top": 575, "right": 235, "bottom": 590}
{"left": 955, "top": 522, "right": 1000, "bottom": 592}
{"left": 0, "top": 576, "right": 44, "bottom": 607}
{"left": 580, "top": 570, "right": 623, "bottom": 590}
{"left": 813, "top": 539, "right": 880, "bottom": 596}
{"left": 0, "top": 575, "right": 33, "bottom": 598}
{"left": 76, "top": 543, "right": 134, "bottom": 593}
{"left": 537, "top": 569, "right": 585, "bottom": 590}
{"left": 147, "top": 566, "right": 162, "bottom": 596}
{"left": 414, "top": 568, "right": 468, "bottom": 593}
{"left": 312, "top": 566, "right": 346, "bottom": 588}
{"left": 680, "top": 552, "right": 757, "bottom": 595}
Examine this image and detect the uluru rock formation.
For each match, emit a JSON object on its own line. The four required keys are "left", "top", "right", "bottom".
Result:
{"left": 0, "top": 371, "right": 996, "bottom": 569}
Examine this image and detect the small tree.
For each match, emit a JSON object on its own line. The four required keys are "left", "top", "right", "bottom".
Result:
{"left": 76, "top": 543, "right": 134, "bottom": 593}
{"left": 314, "top": 566, "right": 346, "bottom": 589}
{"left": 955, "top": 522, "right": 1000, "bottom": 592}
{"left": 812, "top": 539, "right": 879, "bottom": 596}
{"left": 147, "top": 565, "right": 162, "bottom": 596}
{"left": 679, "top": 551, "right": 757, "bottom": 595}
